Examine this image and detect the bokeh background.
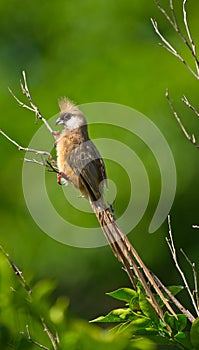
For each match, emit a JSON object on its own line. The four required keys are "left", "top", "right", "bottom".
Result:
{"left": 1, "top": 0, "right": 199, "bottom": 322}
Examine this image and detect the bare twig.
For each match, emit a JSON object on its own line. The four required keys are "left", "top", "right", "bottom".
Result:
{"left": 166, "top": 216, "right": 199, "bottom": 316}
{"left": 182, "top": 95, "right": 199, "bottom": 118}
{"left": 151, "top": 18, "right": 198, "bottom": 79}
{"left": 167, "top": 0, "right": 194, "bottom": 55}
{"left": 153, "top": 2, "right": 199, "bottom": 148}
{"left": 0, "top": 129, "right": 58, "bottom": 170}
{"left": 152, "top": 0, "right": 199, "bottom": 79}
{"left": 192, "top": 225, "right": 199, "bottom": 229}
{"left": 154, "top": 0, "right": 173, "bottom": 27}
{"left": 25, "top": 325, "right": 49, "bottom": 350}
{"left": 24, "top": 158, "right": 47, "bottom": 167}
{"left": 0, "top": 129, "right": 54, "bottom": 159}
{"left": 41, "top": 318, "right": 58, "bottom": 350}
{"left": 180, "top": 249, "right": 199, "bottom": 311}
{"left": 151, "top": 271, "right": 195, "bottom": 323}
{"left": 165, "top": 89, "right": 199, "bottom": 147}
{"left": 0, "top": 245, "right": 32, "bottom": 296}
{"left": 9, "top": 71, "right": 57, "bottom": 138}
{"left": 182, "top": 0, "right": 199, "bottom": 75}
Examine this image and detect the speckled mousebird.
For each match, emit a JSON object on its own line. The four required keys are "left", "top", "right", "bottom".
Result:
{"left": 54, "top": 97, "right": 181, "bottom": 321}
{"left": 55, "top": 97, "right": 134, "bottom": 271}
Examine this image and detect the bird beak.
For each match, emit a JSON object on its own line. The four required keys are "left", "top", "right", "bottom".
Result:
{"left": 56, "top": 117, "right": 62, "bottom": 125}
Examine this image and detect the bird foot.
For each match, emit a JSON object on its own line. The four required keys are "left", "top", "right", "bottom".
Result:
{"left": 57, "top": 172, "right": 69, "bottom": 186}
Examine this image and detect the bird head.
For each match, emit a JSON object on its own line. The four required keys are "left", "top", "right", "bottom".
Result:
{"left": 56, "top": 97, "right": 87, "bottom": 130}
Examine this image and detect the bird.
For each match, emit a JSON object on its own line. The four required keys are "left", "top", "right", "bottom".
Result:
{"left": 55, "top": 97, "right": 133, "bottom": 270}
{"left": 55, "top": 97, "right": 183, "bottom": 323}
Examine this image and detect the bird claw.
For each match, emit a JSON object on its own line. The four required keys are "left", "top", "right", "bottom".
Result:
{"left": 57, "top": 172, "right": 69, "bottom": 186}
{"left": 57, "top": 172, "right": 63, "bottom": 185}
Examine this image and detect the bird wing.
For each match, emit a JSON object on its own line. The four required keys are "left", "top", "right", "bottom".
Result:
{"left": 67, "top": 140, "right": 107, "bottom": 201}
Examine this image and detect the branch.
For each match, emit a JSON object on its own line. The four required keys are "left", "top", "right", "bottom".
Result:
{"left": 0, "top": 129, "right": 54, "bottom": 159}
{"left": 182, "top": 95, "right": 199, "bottom": 118}
{"left": 0, "top": 245, "right": 59, "bottom": 348}
{"left": 166, "top": 216, "right": 199, "bottom": 317}
{"left": 180, "top": 249, "right": 199, "bottom": 311}
{"left": 151, "top": 270, "right": 195, "bottom": 323}
{"left": 182, "top": 0, "right": 199, "bottom": 75}
{"left": 152, "top": 0, "right": 199, "bottom": 79}
{"left": 41, "top": 318, "right": 59, "bottom": 350}
{"left": 192, "top": 225, "right": 199, "bottom": 229}
{"left": 165, "top": 89, "right": 199, "bottom": 147}
{"left": 8, "top": 71, "right": 57, "bottom": 138}
{"left": 25, "top": 325, "right": 50, "bottom": 350}
{"left": 0, "top": 245, "right": 32, "bottom": 295}
{"left": 0, "top": 130, "right": 59, "bottom": 172}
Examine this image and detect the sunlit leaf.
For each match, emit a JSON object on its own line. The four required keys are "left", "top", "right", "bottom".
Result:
{"left": 106, "top": 288, "right": 137, "bottom": 303}
{"left": 90, "top": 308, "right": 134, "bottom": 323}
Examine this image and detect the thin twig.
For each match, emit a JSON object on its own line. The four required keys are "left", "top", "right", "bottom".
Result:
{"left": 151, "top": 18, "right": 198, "bottom": 79}
{"left": 8, "top": 71, "right": 57, "bottom": 138}
{"left": 25, "top": 325, "right": 49, "bottom": 350}
{"left": 182, "top": 95, "right": 199, "bottom": 118}
{"left": 41, "top": 318, "right": 58, "bottom": 350}
{"left": 182, "top": 0, "right": 199, "bottom": 75}
{"left": 151, "top": 271, "right": 195, "bottom": 323}
{"left": 0, "top": 245, "right": 32, "bottom": 295}
{"left": 165, "top": 89, "right": 199, "bottom": 147}
{"left": 152, "top": 0, "right": 199, "bottom": 79}
{"left": 24, "top": 158, "right": 47, "bottom": 167}
{"left": 151, "top": 18, "right": 180, "bottom": 55}
{"left": 180, "top": 249, "right": 199, "bottom": 311}
{"left": 0, "top": 129, "right": 54, "bottom": 159}
{"left": 154, "top": 0, "right": 174, "bottom": 27}
{"left": 169, "top": 0, "right": 193, "bottom": 54}
{"left": 166, "top": 216, "right": 199, "bottom": 316}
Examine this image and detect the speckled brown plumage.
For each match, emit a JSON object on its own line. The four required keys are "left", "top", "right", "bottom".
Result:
{"left": 56, "top": 121, "right": 106, "bottom": 201}
{"left": 54, "top": 98, "right": 181, "bottom": 323}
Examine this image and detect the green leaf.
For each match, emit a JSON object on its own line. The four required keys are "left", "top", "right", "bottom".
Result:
{"left": 90, "top": 308, "right": 133, "bottom": 323}
{"left": 164, "top": 312, "right": 187, "bottom": 332}
{"left": 129, "top": 296, "right": 140, "bottom": 311}
{"left": 106, "top": 288, "right": 137, "bottom": 303}
{"left": 110, "top": 317, "right": 153, "bottom": 336}
{"left": 174, "top": 331, "right": 192, "bottom": 349}
{"left": 138, "top": 288, "right": 159, "bottom": 323}
{"left": 176, "top": 314, "right": 187, "bottom": 332}
{"left": 166, "top": 285, "right": 184, "bottom": 296}
{"left": 127, "top": 317, "right": 152, "bottom": 331}
{"left": 155, "top": 285, "right": 184, "bottom": 308}
{"left": 190, "top": 317, "right": 199, "bottom": 349}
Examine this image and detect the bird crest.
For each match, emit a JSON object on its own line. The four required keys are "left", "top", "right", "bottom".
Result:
{"left": 58, "top": 97, "right": 79, "bottom": 114}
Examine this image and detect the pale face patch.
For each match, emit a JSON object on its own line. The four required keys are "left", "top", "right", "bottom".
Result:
{"left": 66, "top": 115, "right": 81, "bottom": 130}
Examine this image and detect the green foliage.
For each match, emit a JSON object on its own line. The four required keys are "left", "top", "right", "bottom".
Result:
{"left": 190, "top": 318, "right": 199, "bottom": 349}
{"left": 91, "top": 286, "right": 197, "bottom": 349}
{"left": 2, "top": 247, "right": 196, "bottom": 349}
{"left": 0, "top": 252, "right": 157, "bottom": 349}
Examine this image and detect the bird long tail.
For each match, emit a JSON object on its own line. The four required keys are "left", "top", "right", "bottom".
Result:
{"left": 90, "top": 199, "right": 182, "bottom": 324}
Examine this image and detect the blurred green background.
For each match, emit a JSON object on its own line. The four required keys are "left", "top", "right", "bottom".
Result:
{"left": 1, "top": 0, "right": 199, "bottom": 323}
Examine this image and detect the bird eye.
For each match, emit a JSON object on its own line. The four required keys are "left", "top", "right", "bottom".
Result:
{"left": 64, "top": 113, "right": 72, "bottom": 120}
